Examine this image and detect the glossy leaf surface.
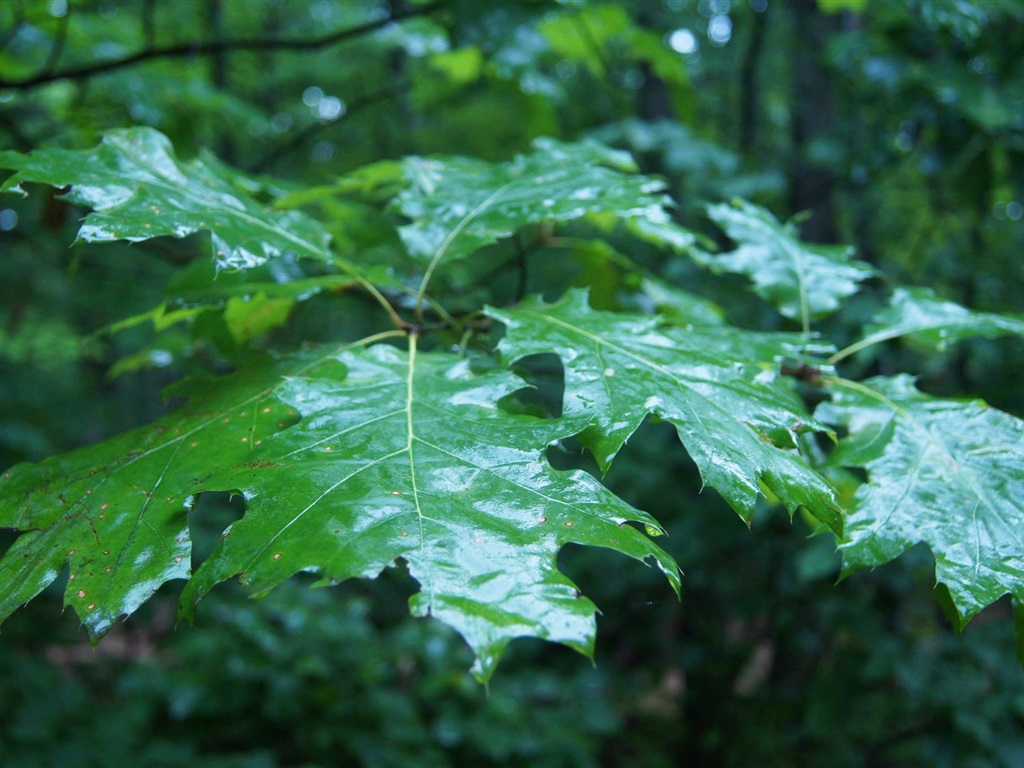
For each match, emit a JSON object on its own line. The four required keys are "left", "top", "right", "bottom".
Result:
{"left": 179, "top": 341, "right": 677, "bottom": 681}
{"left": 832, "top": 286, "right": 1024, "bottom": 362}
{"left": 0, "top": 364, "right": 301, "bottom": 636}
{"left": 0, "top": 339, "right": 678, "bottom": 681}
{"left": 818, "top": 375, "right": 1024, "bottom": 622}
{"left": 396, "top": 137, "right": 680, "bottom": 265}
{"left": 487, "top": 291, "right": 842, "bottom": 530}
{"left": 703, "top": 201, "right": 875, "bottom": 325}
{"left": 0, "top": 128, "right": 335, "bottom": 271}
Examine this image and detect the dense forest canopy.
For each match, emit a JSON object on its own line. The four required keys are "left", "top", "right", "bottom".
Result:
{"left": 1, "top": 1, "right": 1024, "bottom": 766}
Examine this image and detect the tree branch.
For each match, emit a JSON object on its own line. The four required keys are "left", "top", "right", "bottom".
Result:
{"left": 0, "top": 2, "right": 442, "bottom": 90}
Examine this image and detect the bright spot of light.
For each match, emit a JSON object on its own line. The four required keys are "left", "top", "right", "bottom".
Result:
{"left": 708, "top": 14, "right": 732, "bottom": 44}
{"left": 668, "top": 28, "right": 698, "bottom": 55}
{"left": 751, "top": 0, "right": 768, "bottom": 12}
{"left": 317, "top": 96, "right": 345, "bottom": 121}
{"left": 0, "top": 209, "right": 17, "bottom": 231}
{"left": 49, "top": 0, "right": 67, "bottom": 18}
{"left": 302, "top": 86, "right": 324, "bottom": 107}
{"left": 1007, "top": 201, "right": 1023, "bottom": 221}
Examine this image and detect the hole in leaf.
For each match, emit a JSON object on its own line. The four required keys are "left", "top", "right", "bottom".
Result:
{"left": 502, "top": 353, "right": 564, "bottom": 418}
{"left": 187, "top": 491, "right": 247, "bottom": 566}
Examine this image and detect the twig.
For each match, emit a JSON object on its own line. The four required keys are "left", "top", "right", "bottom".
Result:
{"left": 0, "top": 2, "right": 441, "bottom": 89}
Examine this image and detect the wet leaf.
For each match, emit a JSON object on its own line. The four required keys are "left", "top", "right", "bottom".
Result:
{"left": 395, "top": 137, "right": 681, "bottom": 265}
{"left": 0, "top": 339, "right": 677, "bottom": 682}
{"left": 0, "top": 127, "right": 337, "bottom": 271}
{"left": 487, "top": 290, "right": 842, "bottom": 530}
{"left": 0, "top": 362, "right": 302, "bottom": 636}
{"left": 702, "top": 200, "right": 875, "bottom": 326}
{"left": 818, "top": 375, "right": 1024, "bottom": 623}
{"left": 832, "top": 286, "right": 1024, "bottom": 362}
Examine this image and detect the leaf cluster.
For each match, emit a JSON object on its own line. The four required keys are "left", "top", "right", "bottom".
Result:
{"left": 2, "top": 123, "right": 1023, "bottom": 681}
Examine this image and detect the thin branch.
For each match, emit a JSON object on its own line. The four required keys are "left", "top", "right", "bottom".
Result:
{"left": 0, "top": 2, "right": 441, "bottom": 90}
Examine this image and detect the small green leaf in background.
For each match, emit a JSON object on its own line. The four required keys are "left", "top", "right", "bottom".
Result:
{"left": 488, "top": 290, "right": 842, "bottom": 530}
{"left": 818, "top": 374, "right": 1024, "bottom": 624}
{"left": 0, "top": 128, "right": 335, "bottom": 271}
{"left": 702, "top": 200, "right": 875, "bottom": 329}
{"left": 223, "top": 293, "right": 295, "bottom": 345}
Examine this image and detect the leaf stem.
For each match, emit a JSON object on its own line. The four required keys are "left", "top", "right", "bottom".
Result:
{"left": 829, "top": 330, "right": 905, "bottom": 365}
{"left": 413, "top": 177, "right": 522, "bottom": 323}
{"left": 353, "top": 274, "right": 410, "bottom": 332}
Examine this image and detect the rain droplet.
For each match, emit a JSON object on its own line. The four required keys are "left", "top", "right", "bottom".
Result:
{"left": 273, "top": 552, "right": 282, "bottom": 560}
{"left": 564, "top": 521, "right": 574, "bottom": 527}
{"left": 644, "top": 523, "right": 663, "bottom": 538}
{"left": 77, "top": 589, "right": 86, "bottom": 598}
{"left": 603, "top": 368, "right": 615, "bottom": 377}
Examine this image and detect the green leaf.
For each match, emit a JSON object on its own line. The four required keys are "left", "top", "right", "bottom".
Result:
{"left": 487, "top": 291, "right": 842, "bottom": 531}
{"left": 0, "top": 127, "right": 337, "bottom": 271}
{"left": 639, "top": 275, "right": 726, "bottom": 327}
{"left": 0, "top": 337, "right": 677, "bottom": 681}
{"left": 817, "top": 375, "right": 1024, "bottom": 623}
{"left": 831, "top": 286, "right": 1024, "bottom": 362}
{"left": 223, "top": 293, "right": 295, "bottom": 344}
{"left": 0, "top": 363, "right": 302, "bottom": 637}
{"left": 178, "top": 340, "right": 677, "bottom": 681}
{"left": 395, "top": 137, "right": 678, "bottom": 266}
{"left": 703, "top": 201, "right": 875, "bottom": 328}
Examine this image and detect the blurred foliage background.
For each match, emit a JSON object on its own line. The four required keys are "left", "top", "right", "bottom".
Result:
{"left": 2, "top": 0, "right": 1024, "bottom": 765}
